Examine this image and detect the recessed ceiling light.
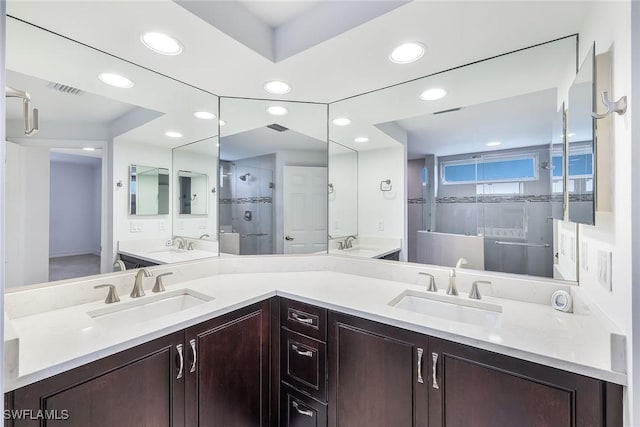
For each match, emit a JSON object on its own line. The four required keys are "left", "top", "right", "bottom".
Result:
{"left": 419, "top": 88, "right": 447, "bottom": 101}
{"left": 141, "top": 32, "right": 183, "bottom": 55}
{"left": 82, "top": 147, "right": 96, "bottom": 151}
{"left": 219, "top": 120, "right": 226, "bottom": 126}
{"left": 267, "top": 106, "right": 288, "bottom": 116}
{"left": 332, "top": 117, "right": 351, "bottom": 126}
{"left": 165, "top": 131, "right": 183, "bottom": 138}
{"left": 98, "top": 73, "right": 134, "bottom": 88}
{"left": 486, "top": 141, "right": 501, "bottom": 147}
{"left": 390, "top": 42, "right": 425, "bottom": 64}
{"left": 194, "top": 111, "right": 216, "bottom": 120}
{"left": 264, "top": 80, "right": 291, "bottom": 95}
{"left": 354, "top": 137, "right": 369, "bottom": 143}
{"left": 568, "top": 132, "right": 576, "bottom": 137}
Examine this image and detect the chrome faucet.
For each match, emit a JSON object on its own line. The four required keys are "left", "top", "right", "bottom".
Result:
{"left": 131, "top": 268, "right": 153, "bottom": 298}
{"left": 419, "top": 272, "right": 438, "bottom": 292}
{"left": 199, "top": 234, "right": 210, "bottom": 239}
{"left": 113, "top": 260, "right": 126, "bottom": 272}
{"left": 455, "top": 258, "right": 468, "bottom": 269}
{"left": 446, "top": 268, "right": 458, "bottom": 296}
{"left": 174, "top": 236, "right": 186, "bottom": 249}
{"left": 344, "top": 235, "right": 357, "bottom": 249}
{"left": 469, "top": 280, "right": 491, "bottom": 300}
{"left": 153, "top": 272, "right": 173, "bottom": 293}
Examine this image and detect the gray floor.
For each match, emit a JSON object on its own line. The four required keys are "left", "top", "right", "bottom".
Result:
{"left": 49, "top": 254, "right": 101, "bottom": 282}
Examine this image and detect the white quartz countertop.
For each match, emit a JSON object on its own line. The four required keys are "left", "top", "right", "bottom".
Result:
{"left": 4, "top": 264, "right": 626, "bottom": 391}
{"left": 119, "top": 248, "right": 217, "bottom": 264}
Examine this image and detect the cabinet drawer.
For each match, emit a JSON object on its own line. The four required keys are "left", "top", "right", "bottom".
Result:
{"left": 281, "top": 298, "right": 326, "bottom": 341}
{"left": 281, "top": 383, "right": 327, "bottom": 427}
{"left": 281, "top": 328, "right": 327, "bottom": 402}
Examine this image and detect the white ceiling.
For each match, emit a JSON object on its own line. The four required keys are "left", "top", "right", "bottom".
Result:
{"left": 220, "top": 126, "right": 326, "bottom": 161}
{"left": 239, "top": 1, "right": 324, "bottom": 28}
{"left": 6, "top": 0, "right": 588, "bottom": 103}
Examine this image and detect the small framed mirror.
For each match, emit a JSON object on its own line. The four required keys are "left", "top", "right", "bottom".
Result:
{"left": 178, "top": 171, "right": 209, "bottom": 215}
{"left": 129, "top": 165, "right": 170, "bottom": 215}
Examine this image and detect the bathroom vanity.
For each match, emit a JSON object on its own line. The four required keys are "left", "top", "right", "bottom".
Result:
{"left": 2, "top": 256, "right": 625, "bottom": 427}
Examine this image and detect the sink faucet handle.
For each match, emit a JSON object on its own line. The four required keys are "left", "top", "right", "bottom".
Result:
{"left": 337, "top": 241, "right": 344, "bottom": 250}
{"left": 187, "top": 242, "right": 194, "bottom": 251}
{"left": 418, "top": 272, "right": 438, "bottom": 292}
{"left": 153, "top": 272, "right": 173, "bottom": 293}
{"left": 94, "top": 284, "right": 120, "bottom": 304}
{"left": 469, "top": 280, "right": 492, "bottom": 300}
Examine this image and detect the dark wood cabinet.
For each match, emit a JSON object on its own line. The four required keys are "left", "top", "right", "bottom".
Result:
{"left": 327, "top": 312, "right": 429, "bottom": 427}
{"left": 428, "top": 337, "right": 623, "bottom": 427}
{"left": 7, "top": 331, "right": 184, "bottom": 427}
{"left": 5, "top": 300, "right": 271, "bottom": 427}
{"left": 185, "top": 300, "right": 271, "bottom": 427}
{"left": 118, "top": 253, "right": 159, "bottom": 269}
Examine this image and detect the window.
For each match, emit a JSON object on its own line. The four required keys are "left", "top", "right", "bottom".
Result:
{"left": 441, "top": 154, "right": 538, "bottom": 185}
{"left": 476, "top": 182, "right": 523, "bottom": 195}
{"left": 552, "top": 153, "right": 593, "bottom": 178}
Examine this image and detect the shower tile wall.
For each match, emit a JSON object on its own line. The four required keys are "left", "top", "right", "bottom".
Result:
{"left": 407, "top": 158, "right": 426, "bottom": 263}
{"left": 435, "top": 145, "right": 555, "bottom": 277}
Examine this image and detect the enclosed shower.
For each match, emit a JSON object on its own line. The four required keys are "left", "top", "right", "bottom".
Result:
{"left": 220, "top": 160, "right": 275, "bottom": 255}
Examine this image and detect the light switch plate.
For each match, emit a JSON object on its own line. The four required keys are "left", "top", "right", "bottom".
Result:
{"left": 378, "top": 221, "right": 384, "bottom": 231}
{"left": 597, "top": 249, "right": 612, "bottom": 291}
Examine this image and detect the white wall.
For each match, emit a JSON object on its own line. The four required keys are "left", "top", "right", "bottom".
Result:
{"left": 113, "top": 140, "right": 172, "bottom": 258}
{"left": 172, "top": 148, "right": 218, "bottom": 239}
{"left": 1, "top": 0, "right": 7, "bottom": 407}
{"left": 49, "top": 158, "right": 101, "bottom": 257}
{"left": 328, "top": 150, "right": 358, "bottom": 237}
{"left": 5, "top": 142, "right": 50, "bottom": 287}
{"left": 575, "top": 1, "right": 634, "bottom": 423}
{"left": 357, "top": 146, "right": 405, "bottom": 249}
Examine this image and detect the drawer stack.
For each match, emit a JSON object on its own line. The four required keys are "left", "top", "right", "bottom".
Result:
{"left": 279, "top": 298, "right": 328, "bottom": 427}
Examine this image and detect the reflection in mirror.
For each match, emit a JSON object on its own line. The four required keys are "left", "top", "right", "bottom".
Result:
{"left": 329, "top": 36, "right": 578, "bottom": 278}
{"left": 567, "top": 44, "right": 596, "bottom": 225}
{"left": 550, "top": 104, "right": 566, "bottom": 221}
{"left": 172, "top": 137, "right": 218, "bottom": 238}
{"left": 219, "top": 98, "right": 327, "bottom": 255}
{"left": 4, "top": 17, "right": 219, "bottom": 287}
{"left": 328, "top": 142, "right": 358, "bottom": 238}
{"left": 129, "top": 165, "right": 170, "bottom": 215}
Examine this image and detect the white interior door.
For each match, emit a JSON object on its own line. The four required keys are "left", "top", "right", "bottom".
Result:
{"left": 283, "top": 166, "right": 327, "bottom": 254}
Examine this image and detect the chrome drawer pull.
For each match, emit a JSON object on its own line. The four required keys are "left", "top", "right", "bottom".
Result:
{"left": 432, "top": 352, "right": 439, "bottom": 389}
{"left": 292, "top": 401, "right": 313, "bottom": 417}
{"left": 291, "top": 344, "right": 313, "bottom": 357}
{"left": 189, "top": 339, "right": 197, "bottom": 373}
{"left": 417, "top": 348, "right": 424, "bottom": 384}
{"left": 291, "top": 312, "right": 313, "bottom": 324}
{"left": 176, "top": 344, "right": 184, "bottom": 379}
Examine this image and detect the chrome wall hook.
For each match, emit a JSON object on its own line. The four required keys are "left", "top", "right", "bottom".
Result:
{"left": 379, "top": 179, "right": 392, "bottom": 191}
{"left": 5, "top": 86, "right": 39, "bottom": 135}
{"left": 592, "top": 91, "right": 627, "bottom": 119}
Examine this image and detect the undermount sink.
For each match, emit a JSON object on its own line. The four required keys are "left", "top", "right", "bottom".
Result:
{"left": 88, "top": 288, "right": 214, "bottom": 326}
{"left": 389, "top": 290, "right": 502, "bottom": 328}
{"left": 148, "top": 248, "right": 188, "bottom": 254}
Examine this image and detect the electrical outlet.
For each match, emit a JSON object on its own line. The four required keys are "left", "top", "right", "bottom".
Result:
{"left": 597, "top": 249, "right": 612, "bottom": 291}
{"left": 580, "top": 241, "right": 588, "bottom": 272}
{"left": 378, "top": 221, "right": 384, "bottom": 231}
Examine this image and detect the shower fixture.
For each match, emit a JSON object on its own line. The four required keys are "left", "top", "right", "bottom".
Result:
{"left": 239, "top": 173, "right": 251, "bottom": 181}
{"left": 5, "top": 86, "right": 39, "bottom": 136}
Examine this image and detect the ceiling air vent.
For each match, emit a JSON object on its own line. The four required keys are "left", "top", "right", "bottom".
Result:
{"left": 266, "top": 123, "right": 289, "bottom": 132}
{"left": 433, "top": 107, "right": 461, "bottom": 115}
{"left": 47, "top": 82, "right": 84, "bottom": 96}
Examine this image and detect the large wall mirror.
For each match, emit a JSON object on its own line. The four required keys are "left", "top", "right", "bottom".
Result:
{"left": 567, "top": 44, "right": 596, "bottom": 225}
{"left": 329, "top": 35, "right": 582, "bottom": 280}
{"left": 4, "top": 17, "right": 219, "bottom": 287}
{"left": 218, "top": 98, "right": 327, "bottom": 255}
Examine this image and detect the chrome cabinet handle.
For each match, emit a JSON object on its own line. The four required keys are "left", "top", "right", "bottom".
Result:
{"left": 189, "top": 339, "right": 197, "bottom": 373}
{"left": 285, "top": 236, "right": 294, "bottom": 241}
{"left": 432, "top": 352, "right": 439, "bottom": 389}
{"left": 176, "top": 344, "right": 184, "bottom": 379}
{"left": 417, "top": 348, "right": 424, "bottom": 384}
{"left": 291, "top": 312, "right": 313, "bottom": 324}
{"left": 291, "top": 344, "right": 313, "bottom": 358}
{"left": 292, "top": 401, "right": 313, "bottom": 417}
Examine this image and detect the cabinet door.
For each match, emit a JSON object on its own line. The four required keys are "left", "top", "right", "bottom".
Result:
{"left": 428, "top": 337, "right": 616, "bottom": 427}
{"left": 185, "top": 300, "right": 270, "bottom": 427}
{"left": 328, "top": 312, "right": 428, "bottom": 427}
{"left": 8, "top": 332, "right": 184, "bottom": 427}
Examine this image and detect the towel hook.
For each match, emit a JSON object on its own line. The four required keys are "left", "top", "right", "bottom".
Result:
{"left": 328, "top": 183, "right": 334, "bottom": 194}
{"left": 592, "top": 91, "right": 627, "bottom": 119}
{"left": 5, "top": 86, "right": 39, "bottom": 136}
